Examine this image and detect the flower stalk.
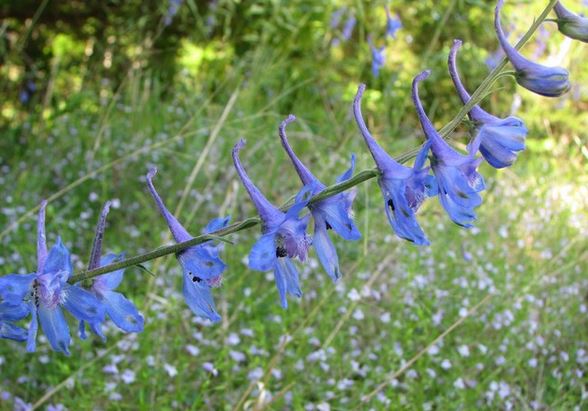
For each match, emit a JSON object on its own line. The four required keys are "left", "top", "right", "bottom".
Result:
{"left": 68, "top": 0, "right": 558, "bottom": 284}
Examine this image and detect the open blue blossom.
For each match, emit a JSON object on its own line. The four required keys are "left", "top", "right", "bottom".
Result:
{"left": 353, "top": 84, "right": 437, "bottom": 245}
{"left": 495, "top": 0, "right": 570, "bottom": 97}
{"left": 147, "top": 169, "right": 229, "bottom": 323}
{"left": 278, "top": 115, "right": 360, "bottom": 281}
{"left": 412, "top": 70, "right": 485, "bottom": 228}
{"left": 385, "top": 6, "right": 402, "bottom": 39}
{"left": 368, "top": 37, "right": 386, "bottom": 77}
{"left": 233, "top": 139, "right": 312, "bottom": 308}
{"left": 0, "top": 201, "right": 105, "bottom": 355}
{"left": 554, "top": 1, "right": 588, "bottom": 43}
{"left": 448, "top": 39, "right": 527, "bottom": 168}
{"left": 79, "top": 201, "right": 144, "bottom": 340}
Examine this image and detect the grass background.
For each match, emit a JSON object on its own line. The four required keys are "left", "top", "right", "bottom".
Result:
{"left": 1, "top": 0, "right": 587, "bottom": 409}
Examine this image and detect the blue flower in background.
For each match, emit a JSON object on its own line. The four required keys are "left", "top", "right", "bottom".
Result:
{"left": 330, "top": 7, "right": 347, "bottom": 29}
{"left": 233, "top": 139, "right": 312, "bottom": 308}
{"left": 495, "top": 0, "right": 570, "bottom": 97}
{"left": 554, "top": 1, "right": 588, "bottom": 43}
{"left": 279, "top": 115, "right": 360, "bottom": 281}
{"left": 449, "top": 39, "right": 527, "bottom": 168}
{"left": 164, "top": 0, "right": 183, "bottom": 26}
{"left": 385, "top": 6, "right": 402, "bottom": 39}
{"left": 354, "top": 84, "right": 437, "bottom": 245}
{"left": 369, "top": 38, "right": 386, "bottom": 77}
{"left": 412, "top": 70, "right": 485, "bottom": 228}
{"left": 79, "top": 202, "right": 144, "bottom": 340}
{"left": 0, "top": 201, "right": 105, "bottom": 355}
{"left": 342, "top": 15, "right": 357, "bottom": 41}
{"left": 146, "top": 169, "right": 229, "bottom": 323}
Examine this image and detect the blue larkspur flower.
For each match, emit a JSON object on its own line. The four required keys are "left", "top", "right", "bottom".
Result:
{"left": 342, "top": 15, "right": 357, "bottom": 41}
{"left": 449, "top": 39, "right": 527, "bottom": 168}
{"left": 495, "top": 0, "right": 570, "bottom": 97}
{"left": 412, "top": 70, "right": 485, "bottom": 228}
{"left": 279, "top": 115, "right": 361, "bottom": 281}
{"left": 79, "top": 202, "right": 144, "bottom": 340}
{"left": 146, "top": 169, "right": 230, "bottom": 323}
{"left": 554, "top": 1, "right": 588, "bottom": 43}
{"left": 353, "top": 84, "right": 437, "bottom": 245}
{"left": 385, "top": 6, "right": 402, "bottom": 39}
{"left": 0, "top": 201, "right": 105, "bottom": 355}
{"left": 369, "top": 38, "right": 386, "bottom": 77}
{"left": 233, "top": 139, "right": 313, "bottom": 308}
{"left": 0, "top": 302, "right": 29, "bottom": 341}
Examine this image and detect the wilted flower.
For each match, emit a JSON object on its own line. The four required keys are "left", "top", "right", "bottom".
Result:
{"left": 79, "top": 201, "right": 144, "bottom": 340}
{"left": 353, "top": 84, "right": 437, "bottom": 245}
{"left": 385, "top": 6, "right": 402, "bottom": 39}
{"left": 554, "top": 1, "right": 588, "bottom": 43}
{"left": 279, "top": 115, "right": 360, "bottom": 281}
{"left": 0, "top": 201, "right": 105, "bottom": 355}
{"left": 448, "top": 39, "right": 527, "bottom": 168}
{"left": 232, "top": 139, "right": 312, "bottom": 308}
{"left": 495, "top": 0, "right": 570, "bottom": 97}
{"left": 146, "top": 169, "right": 229, "bottom": 322}
{"left": 412, "top": 70, "right": 485, "bottom": 228}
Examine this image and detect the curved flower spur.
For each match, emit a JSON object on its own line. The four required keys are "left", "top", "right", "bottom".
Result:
{"left": 79, "top": 201, "right": 144, "bottom": 340}
{"left": 448, "top": 39, "right": 528, "bottom": 169}
{"left": 232, "top": 139, "right": 313, "bottom": 308}
{"left": 412, "top": 70, "right": 485, "bottom": 228}
{"left": 495, "top": 0, "right": 570, "bottom": 97}
{"left": 553, "top": 1, "right": 588, "bottom": 43}
{"left": 353, "top": 84, "right": 437, "bottom": 245}
{"left": 146, "top": 168, "right": 230, "bottom": 323}
{"left": 0, "top": 201, "right": 105, "bottom": 355}
{"left": 278, "top": 115, "right": 360, "bottom": 282}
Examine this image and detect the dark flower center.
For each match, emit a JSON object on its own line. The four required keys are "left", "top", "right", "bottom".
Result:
{"left": 275, "top": 246, "right": 287, "bottom": 258}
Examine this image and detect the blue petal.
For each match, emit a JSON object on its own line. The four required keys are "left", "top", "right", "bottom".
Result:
{"left": 93, "top": 253, "right": 125, "bottom": 291}
{"left": 204, "top": 216, "right": 231, "bottom": 234}
{"left": 27, "top": 304, "right": 38, "bottom": 352}
{"left": 178, "top": 246, "right": 226, "bottom": 282}
{"left": 182, "top": 276, "right": 221, "bottom": 323}
{"left": 335, "top": 154, "right": 356, "bottom": 183}
{"left": 62, "top": 284, "right": 105, "bottom": 323}
{"left": 285, "top": 183, "right": 315, "bottom": 221}
{"left": 38, "top": 305, "right": 71, "bottom": 355}
{"left": 317, "top": 199, "right": 361, "bottom": 241}
{"left": 248, "top": 233, "right": 277, "bottom": 271}
{"left": 0, "top": 274, "right": 35, "bottom": 304}
{"left": 380, "top": 179, "right": 429, "bottom": 245}
{"left": 78, "top": 320, "right": 87, "bottom": 340}
{"left": 0, "top": 302, "right": 29, "bottom": 321}
{"left": 102, "top": 291, "right": 144, "bottom": 333}
{"left": 273, "top": 257, "right": 302, "bottom": 309}
{"left": 43, "top": 238, "right": 72, "bottom": 282}
{"left": 0, "top": 321, "right": 28, "bottom": 342}
{"left": 313, "top": 218, "right": 341, "bottom": 281}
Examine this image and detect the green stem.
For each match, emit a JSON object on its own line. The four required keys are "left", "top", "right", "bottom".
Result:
{"left": 68, "top": 0, "right": 558, "bottom": 284}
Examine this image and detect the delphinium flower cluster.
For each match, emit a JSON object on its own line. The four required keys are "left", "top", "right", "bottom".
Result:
{"left": 1, "top": 1, "right": 585, "bottom": 354}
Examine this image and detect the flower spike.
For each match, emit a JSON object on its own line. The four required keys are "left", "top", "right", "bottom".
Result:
{"left": 554, "top": 1, "right": 588, "bottom": 43}
{"left": 495, "top": 0, "right": 570, "bottom": 97}
{"left": 448, "top": 39, "right": 527, "bottom": 168}
{"left": 279, "top": 115, "right": 360, "bottom": 281}
{"left": 412, "top": 70, "right": 485, "bottom": 228}
{"left": 354, "top": 84, "right": 436, "bottom": 245}
{"left": 233, "top": 139, "right": 312, "bottom": 307}
{"left": 146, "top": 168, "right": 228, "bottom": 322}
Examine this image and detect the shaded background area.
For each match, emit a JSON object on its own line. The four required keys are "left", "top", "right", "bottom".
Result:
{"left": 0, "top": 1, "right": 587, "bottom": 410}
